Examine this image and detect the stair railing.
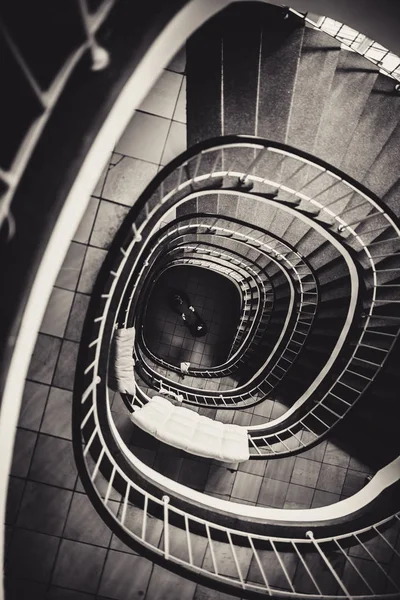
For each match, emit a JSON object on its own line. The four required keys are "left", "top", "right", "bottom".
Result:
{"left": 0, "top": 0, "right": 113, "bottom": 236}
{"left": 288, "top": 9, "right": 400, "bottom": 83}
{"left": 126, "top": 217, "right": 318, "bottom": 394}
{"left": 134, "top": 240, "right": 273, "bottom": 380}
{"left": 76, "top": 135, "right": 400, "bottom": 457}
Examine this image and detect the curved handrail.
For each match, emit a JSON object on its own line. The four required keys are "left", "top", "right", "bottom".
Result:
{"left": 73, "top": 135, "right": 400, "bottom": 597}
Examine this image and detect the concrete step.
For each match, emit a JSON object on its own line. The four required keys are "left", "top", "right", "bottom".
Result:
{"left": 313, "top": 50, "right": 378, "bottom": 169}
{"left": 286, "top": 28, "right": 341, "bottom": 153}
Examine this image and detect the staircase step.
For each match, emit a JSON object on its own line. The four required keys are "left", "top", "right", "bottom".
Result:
{"left": 341, "top": 74, "right": 400, "bottom": 183}
{"left": 257, "top": 7, "right": 304, "bottom": 143}
{"left": 313, "top": 50, "right": 378, "bottom": 169}
{"left": 221, "top": 3, "right": 264, "bottom": 135}
{"left": 361, "top": 123, "right": 400, "bottom": 198}
{"left": 286, "top": 28, "right": 341, "bottom": 153}
{"left": 186, "top": 12, "right": 223, "bottom": 146}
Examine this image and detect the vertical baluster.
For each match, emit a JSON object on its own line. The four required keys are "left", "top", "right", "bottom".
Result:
{"left": 120, "top": 483, "right": 130, "bottom": 526}
{"left": 269, "top": 539, "right": 296, "bottom": 593}
{"left": 291, "top": 542, "right": 323, "bottom": 595}
{"left": 205, "top": 524, "right": 218, "bottom": 575}
{"left": 163, "top": 496, "right": 170, "bottom": 560}
{"left": 353, "top": 533, "right": 400, "bottom": 591}
{"left": 333, "top": 539, "right": 375, "bottom": 594}
{"left": 184, "top": 515, "right": 194, "bottom": 566}
{"left": 306, "top": 531, "right": 352, "bottom": 598}
{"left": 227, "top": 531, "right": 244, "bottom": 587}
{"left": 248, "top": 536, "right": 271, "bottom": 594}
{"left": 141, "top": 495, "right": 148, "bottom": 541}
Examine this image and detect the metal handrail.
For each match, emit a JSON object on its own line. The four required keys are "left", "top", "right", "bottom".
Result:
{"left": 289, "top": 9, "right": 400, "bottom": 83}
{"left": 0, "top": 0, "right": 113, "bottom": 235}
{"left": 73, "top": 136, "right": 400, "bottom": 597}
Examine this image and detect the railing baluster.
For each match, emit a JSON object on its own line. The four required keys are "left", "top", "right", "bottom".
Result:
{"left": 120, "top": 482, "right": 130, "bottom": 526}
{"left": 270, "top": 540, "right": 296, "bottom": 592}
{"left": 353, "top": 534, "right": 400, "bottom": 591}
{"left": 141, "top": 495, "right": 148, "bottom": 541}
{"left": 205, "top": 524, "right": 218, "bottom": 575}
{"left": 163, "top": 495, "right": 170, "bottom": 560}
{"left": 184, "top": 515, "right": 194, "bottom": 566}
{"left": 90, "top": 447, "right": 105, "bottom": 482}
{"left": 333, "top": 539, "right": 375, "bottom": 593}
{"left": 248, "top": 536, "right": 271, "bottom": 594}
{"left": 306, "top": 532, "right": 352, "bottom": 598}
{"left": 227, "top": 531, "right": 245, "bottom": 587}
{"left": 291, "top": 541, "right": 323, "bottom": 595}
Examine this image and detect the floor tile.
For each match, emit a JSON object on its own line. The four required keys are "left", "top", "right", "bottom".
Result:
{"left": 64, "top": 492, "right": 117, "bottom": 547}
{"left": 92, "top": 160, "right": 109, "bottom": 197}
{"left": 18, "top": 380, "right": 49, "bottom": 430}
{"left": 284, "top": 482, "right": 314, "bottom": 509}
{"left": 139, "top": 69, "right": 183, "bottom": 119}
{"left": 73, "top": 196, "right": 100, "bottom": 244}
{"left": 52, "top": 538, "right": 107, "bottom": 593}
{"left": 115, "top": 111, "right": 170, "bottom": 163}
{"left": 102, "top": 155, "right": 158, "bottom": 207}
{"left": 291, "top": 456, "right": 322, "bottom": 488}
{"left": 194, "top": 585, "right": 239, "bottom": 600}
{"left": 65, "top": 292, "right": 90, "bottom": 342}
{"left": 257, "top": 477, "right": 289, "bottom": 508}
{"left": 238, "top": 458, "right": 266, "bottom": 477}
{"left": 55, "top": 242, "right": 86, "bottom": 291}
{"left": 265, "top": 456, "right": 296, "bottom": 483}
{"left": 231, "top": 471, "right": 262, "bottom": 503}
{"left": 5, "top": 476, "right": 25, "bottom": 525}
{"left": 166, "top": 45, "right": 186, "bottom": 74}
{"left": 46, "top": 586, "right": 94, "bottom": 600}
{"left": 17, "top": 480, "right": 72, "bottom": 535}
{"left": 323, "top": 440, "right": 351, "bottom": 468}
{"left": 160, "top": 120, "right": 187, "bottom": 165}
{"left": 10, "top": 428, "right": 37, "bottom": 477}
{"left": 99, "top": 550, "right": 153, "bottom": 599}
{"left": 40, "top": 387, "right": 73, "bottom": 439}
{"left": 4, "top": 578, "right": 48, "bottom": 600}
{"left": 52, "top": 340, "right": 79, "bottom": 391}
{"left": 146, "top": 564, "right": 196, "bottom": 600}
{"left": 173, "top": 76, "right": 186, "bottom": 123}
{"left": 316, "top": 463, "right": 347, "bottom": 494}
{"left": 89, "top": 199, "right": 130, "bottom": 249}
{"left": 153, "top": 449, "right": 183, "bottom": 480}
{"left": 123, "top": 503, "right": 163, "bottom": 548}
{"left": 342, "top": 468, "right": 367, "bottom": 497}
{"left": 348, "top": 455, "right": 373, "bottom": 474}
{"left": 27, "top": 333, "right": 62, "bottom": 384}
{"left": 311, "top": 489, "right": 341, "bottom": 507}
{"left": 39, "top": 287, "right": 74, "bottom": 337}
{"left": 204, "top": 465, "right": 236, "bottom": 496}
{"left": 77, "top": 245, "right": 107, "bottom": 294}
{"left": 178, "top": 457, "right": 210, "bottom": 491}
{"left": 299, "top": 432, "right": 327, "bottom": 461}
{"left": 6, "top": 528, "right": 59, "bottom": 583}
{"left": 29, "top": 434, "right": 77, "bottom": 488}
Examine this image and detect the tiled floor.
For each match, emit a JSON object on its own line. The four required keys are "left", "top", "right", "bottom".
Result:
{"left": 143, "top": 265, "right": 241, "bottom": 368}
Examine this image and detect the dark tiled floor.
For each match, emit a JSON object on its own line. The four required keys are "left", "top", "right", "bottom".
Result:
{"left": 143, "top": 265, "right": 241, "bottom": 368}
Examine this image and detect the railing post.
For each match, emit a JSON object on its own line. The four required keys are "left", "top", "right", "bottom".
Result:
{"left": 163, "top": 495, "right": 170, "bottom": 560}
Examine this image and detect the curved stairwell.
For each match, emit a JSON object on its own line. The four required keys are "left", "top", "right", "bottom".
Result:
{"left": 4, "top": 2, "right": 400, "bottom": 599}
{"left": 69, "top": 6, "right": 400, "bottom": 596}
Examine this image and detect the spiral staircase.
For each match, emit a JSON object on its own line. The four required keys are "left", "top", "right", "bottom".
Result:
{"left": 2, "top": 1, "right": 400, "bottom": 599}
